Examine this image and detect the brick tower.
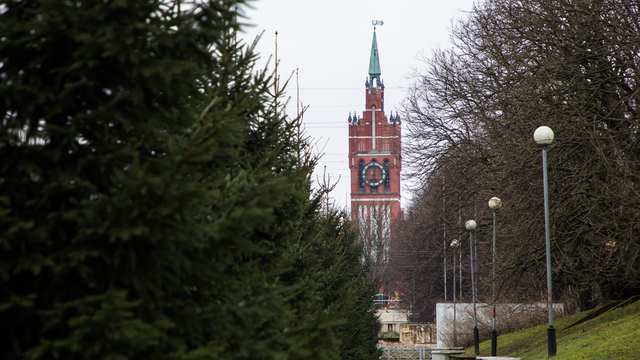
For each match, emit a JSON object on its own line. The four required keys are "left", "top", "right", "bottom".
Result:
{"left": 349, "top": 26, "right": 402, "bottom": 276}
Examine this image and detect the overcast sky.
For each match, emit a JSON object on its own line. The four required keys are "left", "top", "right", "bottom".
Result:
{"left": 239, "top": 0, "right": 478, "bottom": 211}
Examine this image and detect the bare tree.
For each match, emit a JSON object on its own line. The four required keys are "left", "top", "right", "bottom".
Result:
{"left": 396, "top": 0, "right": 640, "bottom": 314}
{"left": 355, "top": 199, "right": 398, "bottom": 294}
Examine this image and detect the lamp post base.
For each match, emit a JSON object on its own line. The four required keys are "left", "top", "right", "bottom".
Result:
{"left": 474, "top": 327, "right": 480, "bottom": 355}
{"left": 491, "top": 329, "right": 497, "bottom": 356}
{"left": 548, "top": 326, "right": 557, "bottom": 357}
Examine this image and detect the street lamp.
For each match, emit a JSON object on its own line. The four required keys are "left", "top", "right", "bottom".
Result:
{"left": 465, "top": 219, "right": 479, "bottom": 356}
{"left": 534, "top": 126, "right": 556, "bottom": 357}
{"left": 450, "top": 238, "right": 461, "bottom": 347}
{"left": 488, "top": 197, "right": 502, "bottom": 356}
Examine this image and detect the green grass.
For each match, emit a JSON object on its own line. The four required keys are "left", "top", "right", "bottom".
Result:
{"left": 456, "top": 297, "right": 640, "bottom": 359}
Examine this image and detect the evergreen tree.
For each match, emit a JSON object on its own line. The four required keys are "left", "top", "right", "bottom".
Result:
{"left": 0, "top": 1, "right": 379, "bottom": 359}
{"left": 283, "top": 208, "right": 381, "bottom": 360}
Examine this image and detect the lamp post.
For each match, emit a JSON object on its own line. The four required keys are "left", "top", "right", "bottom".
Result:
{"left": 465, "top": 219, "right": 479, "bottom": 356}
{"left": 488, "top": 197, "right": 502, "bottom": 356}
{"left": 450, "top": 238, "right": 461, "bottom": 347}
{"left": 534, "top": 126, "right": 556, "bottom": 357}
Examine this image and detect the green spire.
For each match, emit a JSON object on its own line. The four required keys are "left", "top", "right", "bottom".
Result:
{"left": 368, "top": 29, "right": 381, "bottom": 85}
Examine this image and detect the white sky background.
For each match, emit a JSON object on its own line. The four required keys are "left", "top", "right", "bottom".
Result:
{"left": 239, "top": 0, "right": 477, "bottom": 212}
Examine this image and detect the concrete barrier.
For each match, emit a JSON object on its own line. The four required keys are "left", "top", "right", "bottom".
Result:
{"left": 431, "top": 348, "right": 465, "bottom": 360}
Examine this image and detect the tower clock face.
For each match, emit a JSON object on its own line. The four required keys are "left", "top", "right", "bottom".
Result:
{"left": 362, "top": 161, "right": 386, "bottom": 187}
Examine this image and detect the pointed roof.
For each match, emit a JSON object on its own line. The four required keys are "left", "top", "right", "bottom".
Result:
{"left": 368, "top": 29, "right": 381, "bottom": 85}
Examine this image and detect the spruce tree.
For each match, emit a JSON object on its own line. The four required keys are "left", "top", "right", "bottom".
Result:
{"left": 0, "top": 1, "right": 380, "bottom": 359}
{"left": 286, "top": 209, "right": 381, "bottom": 360}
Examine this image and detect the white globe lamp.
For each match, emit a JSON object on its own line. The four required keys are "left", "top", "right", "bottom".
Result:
{"left": 465, "top": 219, "right": 477, "bottom": 231}
{"left": 489, "top": 197, "right": 502, "bottom": 210}
{"left": 534, "top": 126, "right": 554, "bottom": 145}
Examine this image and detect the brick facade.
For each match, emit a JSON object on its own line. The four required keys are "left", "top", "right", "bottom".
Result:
{"left": 349, "top": 29, "right": 402, "bottom": 260}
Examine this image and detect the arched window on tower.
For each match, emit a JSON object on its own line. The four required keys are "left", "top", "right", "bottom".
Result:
{"left": 384, "top": 159, "right": 390, "bottom": 192}
{"left": 358, "top": 159, "right": 365, "bottom": 192}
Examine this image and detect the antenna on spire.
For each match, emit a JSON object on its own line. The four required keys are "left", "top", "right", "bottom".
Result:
{"left": 372, "top": 19, "right": 384, "bottom": 30}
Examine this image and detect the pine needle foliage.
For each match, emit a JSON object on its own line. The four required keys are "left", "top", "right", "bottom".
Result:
{"left": 0, "top": 1, "right": 379, "bottom": 359}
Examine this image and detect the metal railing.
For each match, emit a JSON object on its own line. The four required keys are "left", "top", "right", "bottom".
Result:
{"left": 379, "top": 345, "right": 433, "bottom": 360}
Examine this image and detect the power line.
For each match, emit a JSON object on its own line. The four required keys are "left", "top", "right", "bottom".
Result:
{"left": 297, "top": 87, "right": 403, "bottom": 91}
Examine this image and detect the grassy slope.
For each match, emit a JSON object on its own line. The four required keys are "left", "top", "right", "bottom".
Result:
{"left": 457, "top": 297, "right": 640, "bottom": 359}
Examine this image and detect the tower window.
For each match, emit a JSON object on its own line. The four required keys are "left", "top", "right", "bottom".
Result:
{"left": 384, "top": 160, "right": 390, "bottom": 192}
{"left": 358, "top": 159, "right": 365, "bottom": 191}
